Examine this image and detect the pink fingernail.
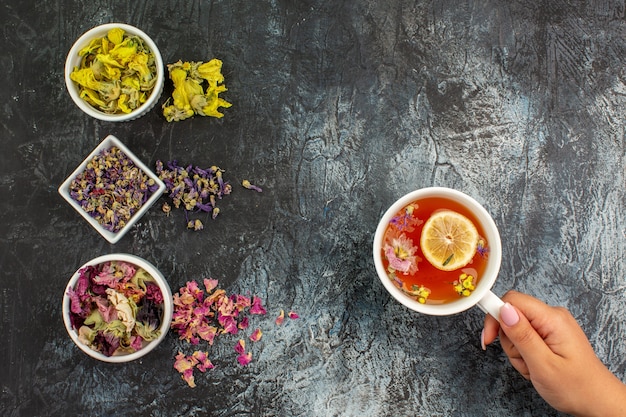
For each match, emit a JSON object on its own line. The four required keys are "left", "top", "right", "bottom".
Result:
{"left": 480, "top": 329, "right": 486, "bottom": 351}
{"left": 500, "top": 302, "right": 519, "bottom": 326}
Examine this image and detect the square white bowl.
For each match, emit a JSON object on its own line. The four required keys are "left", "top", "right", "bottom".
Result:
{"left": 58, "top": 134, "right": 165, "bottom": 243}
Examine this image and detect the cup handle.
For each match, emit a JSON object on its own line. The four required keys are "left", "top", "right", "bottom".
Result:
{"left": 476, "top": 290, "right": 505, "bottom": 321}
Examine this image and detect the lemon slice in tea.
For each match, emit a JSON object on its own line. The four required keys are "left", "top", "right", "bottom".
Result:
{"left": 420, "top": 210, "right": 479, "bottom": 271}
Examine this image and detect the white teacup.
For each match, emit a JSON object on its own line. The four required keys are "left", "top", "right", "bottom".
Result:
{"left": 373, "top": 187, "right": 504, "bottom": 318}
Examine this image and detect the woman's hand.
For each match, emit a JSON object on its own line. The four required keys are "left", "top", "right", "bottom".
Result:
{"left": 482, "top": 291, "right": 626, "bottom": 417}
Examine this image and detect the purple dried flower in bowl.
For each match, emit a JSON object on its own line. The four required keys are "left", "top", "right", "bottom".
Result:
{"left": 58, "top": 135, "right": 166, "bottom": 244}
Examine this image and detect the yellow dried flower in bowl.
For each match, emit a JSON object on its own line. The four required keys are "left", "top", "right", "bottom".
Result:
{"left": 65, "top": 23, "right": 165, "bottom": 122}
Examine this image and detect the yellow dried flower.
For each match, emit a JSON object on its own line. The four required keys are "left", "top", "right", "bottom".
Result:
{"left": 107, "top": 28, "right": 125, "bottom": 45}
{"left": 162, "top": 59, "right": 232, "bottom": 122}
{"left": 69, "top": 28, "right": 157, "bottom": 114}
{"left": 454, "top": 273, "right": 476, "bottom": 297}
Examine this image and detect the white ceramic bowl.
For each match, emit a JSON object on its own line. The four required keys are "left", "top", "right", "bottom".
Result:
{"left": 58, "top": 134, "right": 166, "bottom": 244}
{"left": 373, "top": 187, "right": 504, "bottom": 318}
{"left": 64, "top": 23, "right": 164, "bottom": 122}
{"left": 62, "top": 253, "right": 173, "bottom": 362}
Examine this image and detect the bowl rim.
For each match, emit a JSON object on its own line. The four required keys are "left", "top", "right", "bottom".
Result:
{"left": 57, "top": 134, "right": 166, "bottom": 244}
{"left": 62, "top": 253, "right": 173, "bottom": 363}
{"left": 64, "top": 22, "right": 165, "bottom": 122}
{"left": 373, "top": 187, "right": 502, "bottom": 316}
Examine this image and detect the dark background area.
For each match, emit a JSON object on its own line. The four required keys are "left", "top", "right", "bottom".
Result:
{"left": 1, "top": 1, "right": 625, "bottom": 416}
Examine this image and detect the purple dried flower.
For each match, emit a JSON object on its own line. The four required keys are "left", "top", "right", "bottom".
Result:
{"left": 241, "top": 180, "right": 263, "bottom": 193}
{"left": 156, "top": 160, "right": 232, "bottom": 230}
{"left": 68, "top": 146, "right": 156, "bottom": 233}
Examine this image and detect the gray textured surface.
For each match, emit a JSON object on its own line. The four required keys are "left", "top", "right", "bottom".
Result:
{"left": 1, "top": 1, "right": 625, "bottom": 416}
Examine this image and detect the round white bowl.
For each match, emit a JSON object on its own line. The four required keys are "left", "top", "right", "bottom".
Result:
{"left": 62, "top": 253, "right": 173, "bottom": 362}
{"left": 64, "top": 23, "right": 164, "bottom": 122}
{"left": 373, "top": 187, "right": 503, "bottom": 317}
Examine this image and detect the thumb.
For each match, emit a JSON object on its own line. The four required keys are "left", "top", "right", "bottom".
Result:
{"left": 499, "top": 302, "right": 554, "bottom": 366}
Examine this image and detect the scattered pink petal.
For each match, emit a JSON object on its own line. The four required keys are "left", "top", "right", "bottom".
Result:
{"left": 234, "top": 339, "right": 246, "bottom": 354}
{"left": 234, "top": 294, "right": 251, "bottom": 311}
{"left": 275, "top": 309, "right": 285, "bottom": 325}
{"left": 197, "top": 323, "right": 217, "bottom": 345}
{"left": 250, "top": 296, "right": 267, "bottom": 315}
{"left": 288, "top": 311, "right": 299, "bottom": 320}
{"left": 173, "top": 279, "right": 277, "bottom": 387}
{"left": 220, "top": 315, "right": 238, "bottom": 334}
{"left": 249, "top": 328, "right": 263, "bottom": 342}
{"left": 185, "top": 281, "right": 205, "bottom": 302}
{"left": 203, "top": 278, "right": 219, "bottom": 293}
{"left": 237, "top": 352, "right": 253, "bottom": 366}
{"left": 182, "top": 369, "right": 196, "bottom": 388}
{"left": 174, "top": 352, "right": 198, "bottom": 388}
{"left": 192, "top": 351, "right": 214, "bottom": 372}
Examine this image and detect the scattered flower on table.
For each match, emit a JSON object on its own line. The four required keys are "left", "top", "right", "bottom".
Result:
{"left": 234, "top": 339, "right": 253, "bottom": 366}
{"left": 242, "top": 179, "right": 263, "bottom": 192}
{"left": 162, "top": 59, "right": 232, "bottom": 122}
{"left": 174, "top": 352, "right": 197, "bottom": 388}
{"left": 275, "top": 309, "right": 285, "bottom": 325}
{"left": 171, "top": 278, "right": 300, "bottom": 387}
{"left": 237, "top": 351, "right": 253, "bottom": 366}
{"left": 249, "top": 328, "right": 263, "bottom": 342}
{"left": 156, "top": 160, "right": 232, "bottom": 230}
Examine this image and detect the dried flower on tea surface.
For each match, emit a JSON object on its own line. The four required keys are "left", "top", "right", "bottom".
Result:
{"left": 162, "top": 59, "right": 232, "bottom": 122}
{"left": 156, "top": 160, "right": 232, "bottom": 230}
{"left": 69, "top": 27, "right": 158, "bottom": 114}
{"left": 69, "top": 146, "right": 160, "bottom": 233}
{"left": 453, "top": 273, "right": 477, "bottom": 297}
{"left": 66, "top": 261, "right": 165, "bottom": 357}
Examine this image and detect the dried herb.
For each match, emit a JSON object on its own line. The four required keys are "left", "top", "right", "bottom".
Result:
{"left": 69, "top": 28, "right": 158, "bottom": 114}
{"left": 66, "top": 261, "right": 164, "bottom": 357}
{"left": 156, "top": 160, "right": 232, "bottom": 230}
{"left": 69, "top": 146, "right": 159, "bottom": 233}
{"left": 162, "top": 59, "right": 232, "bottom": 122}
{"left": 171, "top": 279, "right": 298, "bottom": 387}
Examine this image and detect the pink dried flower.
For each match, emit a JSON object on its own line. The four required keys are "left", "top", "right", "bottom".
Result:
{"left": 192, "top": 351, "right": 214, "bottom": 372}
{"left": 172, "top": 278, "right": 271, "bottom": 386}
{"left": 196, "top": 323, "right": 218, "bottom": 345}
{"left": 220, "top": 315, "right": 238, "bottom": 334}
{"left": 145, "top": 282, "right": 164, "bottom": 304}
{"left": 250, "top": 328, "right": 263, "bottom": 342}
{"left": 203, "top": 278, "right": 218, "bottom": 292}
{"left": 288, "top": 311, "right": 299, "bottom": 320}
{"left": 275, "top": 309, "right": 285, "bottom": 325}
{"left": 234, "top": 339, "right": 246, "bottom": 354}
{"left": 174, "top": 352, "right": 198, "bottom": 388}
{"left": 250, "top": 296, "right": 267, "bottom": 315}
{"left": 237, "top": 352, "right": 252, "bottom": 366}
{"left": 130, "top": 335, "right": 143, "bottom": 351}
